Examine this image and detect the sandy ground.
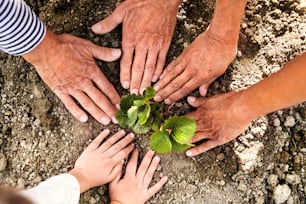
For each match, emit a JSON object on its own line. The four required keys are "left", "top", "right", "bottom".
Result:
{"left": 0, "top": 0, "right": 306, "bottom": 203}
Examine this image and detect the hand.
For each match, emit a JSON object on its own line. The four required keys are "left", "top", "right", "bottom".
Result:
{"left": 69, "top": 129, "right": 135, "bottom": 193}
{"left": 22, "top": 29, "right": 121, "bottom": 125}
{"left": 109, "top": 149, "right": 168, "bottom": 204}
{"left": 184, "top": 92, "right": 252, "bottom": 157}
{"left": 92, "top": 0, "right": 182, "bottom": 95}
{"left": 153, "top": 27, "right": 238, "bottom": 104}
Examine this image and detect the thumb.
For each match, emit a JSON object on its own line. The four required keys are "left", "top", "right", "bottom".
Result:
{"left": 91, "top": 45, "right": 122, "bottom": 62}
{"left": 92, "top": 8, "right": 124, "bottom": 34}
{"left": 187, "top": 96, "right": 205, "bottom": 108}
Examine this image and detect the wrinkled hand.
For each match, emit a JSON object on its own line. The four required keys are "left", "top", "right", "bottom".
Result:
{"left": 184, "top": 92, "right": 252, "bottom": 157}
{"left": 23, "top": 29, "right": 121, "bottom": 125}
{"left": 109, "top": 149, "right": 168, "bottom": 204}
{"left": 92, "top": 0, "right": 181, "bottom": 94}
{"left": 154, "top": 28, "right": 237, "bottom": 104}
{"left": 69, "top": 129, "right": 135, "bottom": 192}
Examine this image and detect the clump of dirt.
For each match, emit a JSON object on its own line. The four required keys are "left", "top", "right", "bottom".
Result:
{"left": 0, "top": 0, "right": 305, "bottom": 203}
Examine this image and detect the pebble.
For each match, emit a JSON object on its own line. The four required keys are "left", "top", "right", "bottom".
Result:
{"left": 285, "top": 174, "right": 301, "bottom": 185}
{"left": 273, "top": 184, "right": 291, "bottom": 204}
{"left": 273, "top": 118, "right": 281, "bottom": 127}
{"left": 216, "top": 153, "right": 225, "bottom": 161}
{"left": 284, "top": 116, "right": 295, "bottom": 127}
{"left": 0, "top": 153, "right": 7, "bottom": 171}
{"left": 267, "top": 174, "right": 278, "bottom": 187}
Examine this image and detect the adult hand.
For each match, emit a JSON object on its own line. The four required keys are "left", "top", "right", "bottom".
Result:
{"left": 22, "top": 29, "right": 121, "bottom": 125}
{"left": 69, "top": 129, "right": 135, "bottom": 193}
{"left": 184, "top": 92, "right": 252, "bottom": 157}
{"left": 109, "top": 149, "right": 168, "bottom": 204}
{"left": 92, "top": 0, "right": 182, "bottom": 95}
{"left": 153, "top": 27, "right": 238, "bottom": 104}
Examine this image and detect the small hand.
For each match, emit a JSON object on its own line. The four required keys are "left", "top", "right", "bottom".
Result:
{"left": 154, "top": 28, "right": 237, "bottom": 104}
{"left": 69, "top": 129, "right": 135, "bottom": 192}
{"left": 23, "top": 29, "right": 121, "bottom": 124}
{"left": 109, "top": 149, "right": 168, "bottom": 204}
{"left": 92, "top": 0, "right": 181, "bottom": 94}
{"left": 184, "top": 92, "right": 252, "bottom": 157}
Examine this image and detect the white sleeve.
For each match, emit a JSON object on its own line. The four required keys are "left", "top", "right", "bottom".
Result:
{"left": 20, "top": 173, "right": 80, "bottom": 204}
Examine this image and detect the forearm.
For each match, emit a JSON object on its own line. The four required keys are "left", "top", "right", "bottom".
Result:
{"left": 240, "top": 52, "right": 306, "bottom": 121}
{"left": 209, "top": 0, "right": 248, "bottom": 44}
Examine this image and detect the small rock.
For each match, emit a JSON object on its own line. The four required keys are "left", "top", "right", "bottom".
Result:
{"left": 284, "top": 116, "right": 295, "bottom": 127}
{"left": 267, "top": 174, "right": 278, "bottom": 188}
{"left": 216, "top": 153, "right": 225, "bottom": 161}
{"left": 273, "top": 184, "right": 291, "bottom": 204}
{"left": 273, "top": 118, "right": 281, "bottom": 127}
{"left": 0, "top": 153, "right": 7, "bottom": 171}
{"left": 255, "top": 195, "right": 265, "bottom": 204}
{"left": 285, "top": 174, "right": 301, "bottom": 185}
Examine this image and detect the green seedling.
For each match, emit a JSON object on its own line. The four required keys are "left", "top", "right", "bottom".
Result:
{"left": 115, "top": 87, "right": 197, "bottom": 154}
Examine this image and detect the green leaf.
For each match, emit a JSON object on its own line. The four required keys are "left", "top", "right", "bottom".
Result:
{"left": 150, "top": 131, "right": 172, "bottom": 154}
{"left": 133, "top": 122, "right": 150, "bottom": 134}
{"left": 151, "top": 113, "right": 162, "bottom": 131}
{"left": 144, "top": 87, "right": 156, "bottom": 99}
{"left": 162, "top": 116, "right": 196, "bottom": 144}
{"left": 170, "top": 137, "right": 192, "bottom": 153}
{"left": 115, "top": 110, "right": 129, "bottom": 128}
{"left": 137, "top": 104, "right": 151, "bottom": 125}
{"left": 120, "top": 94, "right": 142, "bottom": 113}
{"left": 133, "top": 100, "right": 145, "bottom": 107}
{"left": 127, "top": 106, "right": 138, "bottom": 127}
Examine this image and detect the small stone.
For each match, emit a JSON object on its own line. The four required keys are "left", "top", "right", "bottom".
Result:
{"left": 0, "top": 154, "right": 7, "bottom": 171}
{"left": 255, "top": 195, "right": 265, "bottom": 204}
{"left": 284, "top": 116, "right": 295, "bottom": 127}
{"left": 273, "top": 118, "right": 281, "bottom": 127}
{"left": 216, "top": 153, "right": 225, "bottom": 161}
{"left": 285, "top": 174, "right": 301, "bottom": 185}
{"left": 267, "top": 174, "right": 278, "bottom": 188}
{"left": 273, "top": 184, "right": 291, "bottom": 204}
{"left": 238, "top": 182, "right": 247, "bottom": 192}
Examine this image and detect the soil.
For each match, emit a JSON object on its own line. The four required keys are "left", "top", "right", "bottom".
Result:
{"left": 0, "top": 0, "right": 306, "bottom": 203}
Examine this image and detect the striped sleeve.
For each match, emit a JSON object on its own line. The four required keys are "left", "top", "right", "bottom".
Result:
{"left": 0, "top": 0, "right": 46, "bottom": 56}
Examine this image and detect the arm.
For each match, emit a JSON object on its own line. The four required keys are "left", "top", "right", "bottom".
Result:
{"left": 0, "top": 0, "right": 121, "bottom": 125}
{"left": 92, "top": 0, "right": 182, "bottom": 94}
{"left": 185, "top": 52, "right": 306, "bottom": 156}
{"left": 154, "top": 0, "right": 248, "bottom": 103}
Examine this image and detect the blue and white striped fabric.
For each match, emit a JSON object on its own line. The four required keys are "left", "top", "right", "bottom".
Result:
{"left": 0, "top": 0, "right": 46, "bottom": 56}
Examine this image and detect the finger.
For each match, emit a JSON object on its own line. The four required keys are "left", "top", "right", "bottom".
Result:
{"left": 190, "top": 131, "right": 212, "bottom": 143}
{"left": 140, "top": 50, "right": 158, "bottom": 94}
{"left": 91, "top": 6, "right": 124, "bottom": 34}
{"left": 164, "top": 78, "right": 198, "bottom": 104}
{"left": 152, "top": 47, "right": 168, "bottom": 82}
{"left": 153, "top": 59, "right": 177, "bottom": 92}
{"left": 147, "top": 176, "right": 168, "bottom": 198}
{"left": 109, "top": 163, "right": 123, "bottom": 182}
{"left": 130, "top": 47, "right": 147, "bottom": 95}
{"left": 186, "top": 140, "right": 219, "bottom": 157}
{"left": 187, "top": 96, "right": 205, "bottom": 108}
{"left": 106, "top": 133, "right": 135, "bottom": 158}
{"left": 136, "top": 150, "right": 155, "bottom": 180}
{"left": 71, "top": 90, "right": 111, "bottom": 125}
{"left": 99, "top": 130, "right": 126, "bottom": 152}
{"left": 125, "top": 149, "right": 139, "bottom": 176}
{"left": 83, "top": 80, "right": 118, "bottom": 119}
{"left": 111, "top": 167, "right": 122, "bottom": 185}
{"left": 90, "top": 44, "right": 122, "bottom": 62}
{"left": 143, "top": 155, "right": 160, "bottom": 187}
{"left": 86, "top": 129, "right": 110, "bottom": 150}
{"left": 112, "top": 143, "right": 135, "bottom": 163}
{"left": 156, "top": 71, "right": 191, "bottom": 104}
{"left": 199, "top": 78, "right": 215, "bottom": 97}
{"left": 153, "top": 62, "right": 185, "bottom": 102}
{"left": 55, "top": 92, "right": 88, "bottom": 122}
{"left": 120, "top": 46, "right": 134, "bottom": 89}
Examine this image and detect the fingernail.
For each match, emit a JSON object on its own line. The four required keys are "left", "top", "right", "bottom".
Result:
{"left": 154, "top": 85, "right": 160, "bottom": 92}
{"left": 154, "top": 95, "right": 161, "bottom": 102}
{"left": 101, "top": 117, "right": 110, "bottom": 125}
{"left": 165, "top": 98, "right": 172, "bottom": 104}
{"left": 92, "top": 24, "right": 102, "bottom": 33}
{"left": 112, "top": 49, "right": 121, "bottom": 57}
{"left": 80, "top": 115, "right": 88, "bottom": 122}
{"left": 116, "top": 104, "right": 120, "bottom": 110}
{"left": 186, "top": 151, "right": 193, "bottom": 157}
{"left": 122, "top": 81, "right": 129, "bottom": 89}
{"left": 140, "top": 88, "right": 145, "bottom": 94}
{"left": 120, "top": 129, "right": 126, "bottom": 134}
{"left": 112, "top": 116, "right": 118, "bottom": 124}
{"left": 150, "top": 150, "right": 155, "bottom": 154}
{"left": 129, "top": 133, "right": 135, "bottom": 138}
{"left": 131, "top": 89, "right": 138, "bottom": 95}
{"left": 104, "top": 129, "right": 110, "bottom": 134}
{"left": 155, "top": 156, "right": 160, "bottom": 161}
{"left": 188, "top": 96, "right": 196, "bottom": 103}
{"left": 152, "top": 75, "right": 158, "bottom": 82}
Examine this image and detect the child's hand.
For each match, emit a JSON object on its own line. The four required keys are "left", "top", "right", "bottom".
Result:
{"left": 109, "top": 149, "right": 168, "bottom": 204}
{"left": 69, "top": 129, "right": 134, "bottom": 192}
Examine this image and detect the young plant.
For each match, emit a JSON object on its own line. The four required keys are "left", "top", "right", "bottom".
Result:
{"left": 150, "top": 116, "right": 196, "bottom": 154}
{"left": 115, "top": 87, "right": 162, "bottom": 134}
{"left": 115, "top": 87, "right": 197, "bottom": 154}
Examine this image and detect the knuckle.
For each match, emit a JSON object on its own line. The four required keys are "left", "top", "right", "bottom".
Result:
{"left": 133, "top": 65, "right": 144, "bottom": 72}
{"left": 170, "top": 82, "right": 181, "bottom": 90}
{"left": 82, "top": 100, "right": 92, "bottom": 109}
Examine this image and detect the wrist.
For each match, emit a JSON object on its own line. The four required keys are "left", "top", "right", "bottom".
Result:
{"left": 110, "top": 201, "right": 124, "bottom": 204}
{"left": 69, "top": 168, "right": 92, "bottom": 193}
